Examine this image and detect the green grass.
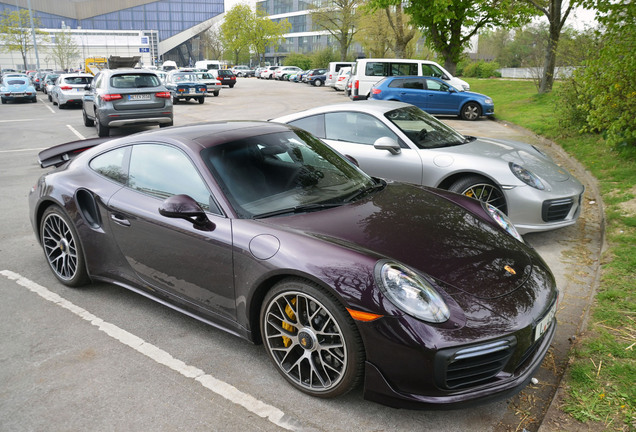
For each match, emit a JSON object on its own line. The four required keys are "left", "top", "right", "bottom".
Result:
{"left": 465, "top": 78, "right": 636, "bottom": 431}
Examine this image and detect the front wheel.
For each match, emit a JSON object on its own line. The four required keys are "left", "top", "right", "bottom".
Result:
{"left": 448, "top": 175, "right": 507, "bottom": 214}
{"left": 40, "top": 206, "right": 90, "bottom": 287}
{"left": 260, "top": 278, "right": 364, "bottom": 398}
{"left": 460, "top": 102, "right": 481, "bottom": 121}
{"left": 314, "top": 79, "right": 323, "bottom": 87}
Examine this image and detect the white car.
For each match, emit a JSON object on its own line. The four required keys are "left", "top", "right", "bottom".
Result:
{"left": 194, "top": 71, "right": 222, "bottom": 96}
{"left": 274, "top": 66, "right": 302, "bottom": 80}
{"left": 334, "top": 67, "right": 351, "bottom": 91}
{"left": 50, "top": 73, "right": 93, "bottom": 108}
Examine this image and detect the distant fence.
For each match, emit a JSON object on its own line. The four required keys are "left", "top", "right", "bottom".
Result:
{"left": 498, "top": 67, "right": 577, "bottom": 79}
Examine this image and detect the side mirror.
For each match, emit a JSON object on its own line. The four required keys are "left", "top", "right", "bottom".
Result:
{"left": 374, "top": 137, "right": 401, "bottom": 155}
{"left": 159, "top": 194, "right": 215, "bottom": 231}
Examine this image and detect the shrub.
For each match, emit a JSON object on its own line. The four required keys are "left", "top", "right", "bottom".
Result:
{"left": 283, "top": 53, "right": 311, "bottom": 70}
{"left": 462, "top": 60, "right": 501, "bottom": 78}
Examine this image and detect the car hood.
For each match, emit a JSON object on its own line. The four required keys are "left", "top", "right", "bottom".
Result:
{"left": 445, "top": 137, "right": 571, "bottom": 183}
{"left": 268, "top": 183, "right": 533, "bottom": 299}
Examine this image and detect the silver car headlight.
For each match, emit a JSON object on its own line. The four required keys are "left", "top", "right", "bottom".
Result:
{"left": 509, "top": 162, "right": 545, "bottom": 190}
{"left": 484, "top": 98, "right": 493, "bottom": 104}
{"left": 376, "top": 261, "right": 450, "bottom": 323}
{"left": 484, "top": 203, "right": 524, "bottom": 242}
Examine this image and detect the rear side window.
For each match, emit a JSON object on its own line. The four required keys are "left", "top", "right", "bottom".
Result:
{"left": 90, "top": 146, "right": 130, "bottom": 184}
{"left": 288, "top": 114, "right": 325, "bottom": 138}
{"left": 365, "top": 62, "right": 418, "bottom": 77}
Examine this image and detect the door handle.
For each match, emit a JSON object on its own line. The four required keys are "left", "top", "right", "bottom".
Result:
{"left": 110, "top": 213, "right": 131, "bottom": 227}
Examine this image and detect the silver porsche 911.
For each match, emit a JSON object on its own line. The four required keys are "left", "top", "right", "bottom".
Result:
{"left": 272, "top": 101, "right": 584, "bottom": 234}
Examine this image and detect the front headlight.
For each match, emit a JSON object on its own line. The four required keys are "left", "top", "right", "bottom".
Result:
{"left": 484, "top": 202, "right": 524, "bottom": 242}
{"left": 509, "top": 162, "right": 545, "bottom": 190}
{"left": 376, "top": 261, "right": 450, "bottom": 323}
{"left": 484, "top": 98, "right": 493, "bottom": 104}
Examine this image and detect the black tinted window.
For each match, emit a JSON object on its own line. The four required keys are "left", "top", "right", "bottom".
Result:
{"left": 128, "top": 144, "right": 215, "bottom": 212}
{"left": 111, "top": 73, "right": 160, "bottom": 88}
{"left": 64, "top": 76, "right": 92, "bottom": 85}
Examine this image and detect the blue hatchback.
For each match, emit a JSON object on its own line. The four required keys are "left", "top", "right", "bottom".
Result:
{"left": 369, "top": 76, "right": 494, "bottom": 120}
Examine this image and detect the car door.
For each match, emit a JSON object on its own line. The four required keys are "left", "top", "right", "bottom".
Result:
{"left": 423, "top": 78, "right": 459, "bottom": 115}
{"left": 289, "top": 112, "right": 424, "bottom": 185}
{"left": 106, "top": 143, "right": 236, "bottom": 320}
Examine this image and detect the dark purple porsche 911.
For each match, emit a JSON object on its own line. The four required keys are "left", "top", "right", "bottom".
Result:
{"left": 29, "top": 121, "right": 558, "bottom": 408}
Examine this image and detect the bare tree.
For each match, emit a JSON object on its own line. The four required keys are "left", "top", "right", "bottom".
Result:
{"left": 49, "top": 30, "right": 80, "bottom": 70}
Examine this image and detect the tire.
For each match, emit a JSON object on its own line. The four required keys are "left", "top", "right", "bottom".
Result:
{"left": 48, "top": 94, "right": 52, "bottom": 102}
{"left": 229, "top": 84, "right": 235, "bottom": 88}
{"left": 198, "top": 97, "right": 205, "bottom": 104}
{"left": 460, "top": 102, "right": 481, "bottom": 121}
{"left": 314, "top": 79, "right": 323, "bottom": 87}
{"left": 58, "top": 102, "right": 65, "bottom": 109}
{"left": 159, "top": 121, "right": 173, "bottom": 128}
{"left": 96, "top": 118, "right": 110, "bottom": 137}
{"left": 1, "top": 98, "right": 5, "bottom": 104}
{"left": 31, "top": 97, "right": 37, "bottom": 103}
{"left": 260, "top": 278, "right": 364, "bottom": 398}
{"left": 448, "top": 175, "right": 507, "bottom": 214}
{"left": 82, "top": 109, "right": 94, "bottom": 127}
{"left": 40, "top": 206, "right": 90, "bottom": 287}
{"left": 213, "top": 91, "right": 219, "bottom": 97}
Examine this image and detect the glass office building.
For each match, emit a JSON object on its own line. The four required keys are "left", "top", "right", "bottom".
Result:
{"left": 0, "top": 0, "right": 224, "bottom": 67}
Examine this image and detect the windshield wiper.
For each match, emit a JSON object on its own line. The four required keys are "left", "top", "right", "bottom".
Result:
{"left": 253, "top": 203, "right": 342, "bottom": 219}
{"left": 343, "top": 181, "right": 386, "bottom": 203}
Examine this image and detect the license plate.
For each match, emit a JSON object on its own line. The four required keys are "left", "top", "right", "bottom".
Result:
{"left": 129, "top": 94, "right": 151, "bottom": 100}
{"left": 188, "top": 88, "right": 196, "bottom": 94}
{"left": 534, "top": 300, "right": 557, "bottom": 341}
{"left": 13, "top": 93, "right": 25, "bottom": 97}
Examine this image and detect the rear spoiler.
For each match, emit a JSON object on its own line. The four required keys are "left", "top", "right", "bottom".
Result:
{"left": 38, "top": 137, "right": 113, "bottom": 168}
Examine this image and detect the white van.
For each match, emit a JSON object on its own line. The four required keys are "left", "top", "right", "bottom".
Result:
{"left": 349, "top": 58, "right": 469, "bottom": 100}
{"left": 325, "top": 61, "right": 355, "bottom": 87}
{"left": 195, "top": 60, "right": 222, "bottom": 71}
{"left": 161, "top": 60, "right": 178, "bottom": 71}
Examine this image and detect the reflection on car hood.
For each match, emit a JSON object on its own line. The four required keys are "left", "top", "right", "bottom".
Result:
{"left": 448, "top": 137, "right": 571, "bottom": 183}
{"left": 270, "top": 183, "right": 533, "bottom": 299}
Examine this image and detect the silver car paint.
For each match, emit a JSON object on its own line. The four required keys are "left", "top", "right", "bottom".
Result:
{"left": 272, "top": 100, "right": 585, "bottom": 234}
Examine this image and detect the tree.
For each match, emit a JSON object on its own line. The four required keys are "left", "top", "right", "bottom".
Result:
{"left": 368, "top": 0, "right": 535, "bottom": 74}
{"left": 250, "top": 9, "right": 290, "bottom": 66}
{"left": 559, "top": 0, "right": 635, "bottom": 147}
{"left": 201, "top": 26, "right": 224, "bottom": 60}
{"left": 49, "top": 30, "right": 80, "bottom": 71}
{"left": 220, "top": 4, "right": 253, "bottom": 65}
{"left": 310, "top": 0, "right": 363, "bottom": 61}
{"left": 357, "top": 4, "right": 418, "bottom": 58}
{"left": 523, "top": 0, "right": 577, "bottom": 93}
{"left": 0, "top": 9, "right": 48, "bottom": 69}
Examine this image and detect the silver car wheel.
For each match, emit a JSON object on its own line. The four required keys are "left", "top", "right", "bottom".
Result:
{"left": 261, "top": 280, "right": 363, "bottom": 397}
{"left": 461, "top": 102, "right": 481, "bottom": 121}
{"left": 40, "top": 207, "right": 88, "bottom": 286}
{"left": 450, "top": 175, "right": 507, "bottom": 214}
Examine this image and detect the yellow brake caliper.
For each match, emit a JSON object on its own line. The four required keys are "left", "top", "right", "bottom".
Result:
{"left": 281, "top": 298, "right": 297, "bottom": 347}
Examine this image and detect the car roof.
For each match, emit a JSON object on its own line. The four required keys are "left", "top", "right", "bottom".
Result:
{"left": 116, "top": 121, "right": 294, "bottom": 152}
{"left": 272, "top": 100, "right": 412, "bottom": 122}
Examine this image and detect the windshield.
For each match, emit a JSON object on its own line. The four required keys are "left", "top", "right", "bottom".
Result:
{"left": 203, "top": 129, "right": 376, "bottom": 218}
{"left": 384, "top": 105, "right": 468, "bottom": 149}
{"left": 172, "top": 73, "right": 198, "bottom": 82}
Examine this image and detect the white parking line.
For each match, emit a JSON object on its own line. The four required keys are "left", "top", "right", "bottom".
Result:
{"left": 42, "top": 100, "right": 55, "bottom": 113}
{"left": 0, "top": 270, "right": 301, "bottom": 431}
{"left": 0, "top": 147, "right": 47, "bottom": 153}
{"left": 67, "top": 124, "right": 86, "bottom": 140}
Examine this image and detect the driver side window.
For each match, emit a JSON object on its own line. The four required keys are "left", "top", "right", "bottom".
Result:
{"left": 324, "top": 112, "right": 399, "bottom": 146}
{"left": 127, "top": 144, "right": 219, "bottom": 214}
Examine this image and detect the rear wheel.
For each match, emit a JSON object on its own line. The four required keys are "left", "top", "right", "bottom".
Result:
{"left": 96, "top": 118, "right": 110, "bottom": 137}
{"left": 260, "top": 278, "right": 364, "bottom": 398}
{"left": 198, "top": 97, "right": 205, "bottom": 104}
{"left": 40, "top": 206, "right": 90, "bottom": 287}
{"left": 160, "top": 121, "right": 173, "bottom": 128}
{"left": 213, "top": 91, "right": 219, "bottom": 97}
{"left": 449, "top": 175, "right": 507, "bottom": 214}
{"left": 82, "top": 109, "right": 94, "bottom": 127}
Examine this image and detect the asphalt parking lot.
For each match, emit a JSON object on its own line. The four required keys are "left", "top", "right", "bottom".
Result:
{"left": 0, "top": 78, "right": 603, "bottom": 431}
